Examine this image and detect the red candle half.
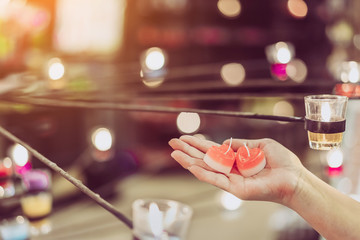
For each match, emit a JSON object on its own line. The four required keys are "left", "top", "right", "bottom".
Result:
{"left": 204, "top": 144, "right": 236, "bottom": 175}
{"left": 235, "top": 145, "right": 266, "bottom": 177}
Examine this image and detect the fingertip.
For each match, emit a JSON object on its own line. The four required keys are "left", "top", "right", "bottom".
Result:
{"left": 222, "top": 138, "right": 231, "bottom": 145}
{"left": 170, "top": 150, "right": 184, "bottom": 167}
{"left": 170, "top": 150, "right": 179, "bottom": 159}
{"left": 168, "top": 138, "right": 177, "bottom": 147}
{"left": 169, "top": 138, "right": 184, "bottom": 149}
{"left": 170, "top": 150, "right": 185, "bottom": 161}
{"left": 179, "top": 135, "right": 191, "bottom": 141}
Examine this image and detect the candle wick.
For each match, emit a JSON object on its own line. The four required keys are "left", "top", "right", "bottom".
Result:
{"left": 244, "top": 143, "right": 250, "bottom": 157}
{"left": 225, "top": 137, "right": 232, "bottom": 154}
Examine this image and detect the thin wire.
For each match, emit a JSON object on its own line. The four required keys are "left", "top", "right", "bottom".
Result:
{"left": 0, "top": 125, "right": 133, "bottom": 229}
{"left": 11, "top": 97, "right": 305, "bottom": 123}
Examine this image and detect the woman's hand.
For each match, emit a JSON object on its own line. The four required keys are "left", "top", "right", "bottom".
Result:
{"left": 169, "top": 135, "right": 304, "bottom": 205}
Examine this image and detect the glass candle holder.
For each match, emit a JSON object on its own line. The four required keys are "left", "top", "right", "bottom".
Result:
{"left": 132, "top": 199, "right": 193, "bottom": 240}
{"left": 0, "top": 215, "right": 30, "bottom": 240}
{"left": 29, "top": 218, "right": 52, "bottom": 236}
{"left": 304, "top": 95, "right": 348, "bottom": 150}
{"left": 0, "top": 179, "right": 16, "bottom": 199}
{"left": 20, "top": 169, "right": 52, "bottom": 222}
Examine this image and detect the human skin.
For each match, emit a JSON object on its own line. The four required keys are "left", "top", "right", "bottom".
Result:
{"left": 169, "top": 135, "right": 360, "bottom": 240}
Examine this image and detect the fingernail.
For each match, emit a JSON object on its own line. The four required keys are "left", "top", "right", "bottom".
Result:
{"left": 168, "top": 139, "right": 176, "bottom": 146}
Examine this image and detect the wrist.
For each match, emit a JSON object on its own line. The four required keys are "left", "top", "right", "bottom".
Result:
{"left": 280, "top": 165, "right": 308, "bottom": 207}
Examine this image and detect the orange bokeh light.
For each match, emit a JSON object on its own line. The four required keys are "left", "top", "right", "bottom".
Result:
{"left": 287, "top": 0, "right": 308, "bottom": 19}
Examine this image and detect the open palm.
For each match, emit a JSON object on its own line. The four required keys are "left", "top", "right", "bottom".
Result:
{"left": 169, "top": 135, "right": 303, "bottom": 205}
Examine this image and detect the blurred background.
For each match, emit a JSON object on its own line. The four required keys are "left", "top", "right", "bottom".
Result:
{"left": 0, "top": 0, "right": 360, "bottom": 239}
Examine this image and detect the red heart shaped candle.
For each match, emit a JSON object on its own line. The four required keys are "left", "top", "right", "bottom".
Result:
{"left": 204, "top": 144, "right": 236, "bottom": 174}
{"left": 235, "top": 145, "right": 266, "bottom": 177}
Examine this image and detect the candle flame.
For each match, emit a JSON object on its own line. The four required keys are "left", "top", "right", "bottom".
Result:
{"left": 244, "top": 143, "right": 250, "bottom": 157}
{"left": 149, "top": 202, "right": 163, "bottom": 237}
{"left": 321, "top": 102, "right": 331, "bottom": 122}
{"left": 225, "top": 137, "right": 233, "bottom": 154}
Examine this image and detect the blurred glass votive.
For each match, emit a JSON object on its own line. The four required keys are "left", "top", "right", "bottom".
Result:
{"left": 20, "top": 169, "right": 52, "bottom": 222}
{"left": 29, "top": 218, "right": 52, "bottom": 236}
{"left": 132, "top": 199, "right": 193, "bottom": 240}
{"left": 0, "top": 179, "right": 16, "bottom": 199}
{"left": 0, "top": 215, "right": 30, "bottom": 240}
{"left": 304, "top": 95, "right": 348, "bottom": 150}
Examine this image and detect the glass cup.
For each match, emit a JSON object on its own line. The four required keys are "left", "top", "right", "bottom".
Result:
{"left": 20, "top": 169, "right": 52, "bottom": 222}
{"left": 0, "top": 179, "right": 16, "bottom": 199}
{"left": 0, "top": 215, "right": 30, "bottom": 240}
{"left": 304, "top": 95, "right": 348, "bottom": 150}
{"left": 132, "top": 199, "right": 193, "bottom": 240}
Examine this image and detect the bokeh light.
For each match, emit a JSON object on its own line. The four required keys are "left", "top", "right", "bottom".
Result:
{"left": 326, "top": 47, "right": 348, "bottom": 78}
{"left": 277, "top": 47, "right": 292, "bottom": 64}
{"left": 271, "top": 63, "right": 288, "bottom": 81}
{"left": 273, "top": 101, "right": 294, "bottom": 116}
{"left": 91, "top": 127, "right": 113, "bottom": 151}
{"left": 219, "top": 191, "right": 243, "bottom": 211}
{"left": 48, "top": 58, "right": 65, "bottom": 80}
{"left": 140, "top": 69, "right": 165, "bottom": 88}
{"left": 354, "top": 34, "right": 360, "bottom": 50}
{"left": 217, "top": 0, "right": 241, "bottom": 18}
{"left": 347, "top": 63, "right": 360, "bottom": 83}
{"left": 142, "top": 77, "right": 165, "bottom": 88}
{"left": 286, "top": 58, "right": 307, "bottom": 83}
{"left": 273, "top": 100, "right": 294, "bottom": 124}
{"left": 0, "top": 0, "right": 10, "bottom": 7}
{"left": 220, "top": 63, "right": 246, "bottom": 86}
{"left": 328, "top": 166, "right": 343, "bottom": 176}
{"left": 3, "top": 157, "right": 12, "bottom": 169}
{"left": 334, "top": 83, "right": 356, "bottom": 97}
{"left": 10, "top": 144, "right": 29, "bottom": 167}
{"left": 341, "top": 61, "right": 360, "bottom": 83}
{"left": 143, "top": 47, "right": 166, "bottom": 71}
{"left": 336, "top": 177, "right": 352, "bottom": 194}
{"left": 0, "top": 158, "right": 12, "bottom": 178}
{"left": 268, "top": 207, "right": 302, "bottom": 231}
{"left": 287, "top": 0, "right": 308, "bottom": 19}
{"left": 176, "top": 112, "right": 201, "bottom": 134}
{"left": 265, "top": 42, "right": 294, "bottom": 64}
{"left": 55, "top": 0, "right": 126, "bottom": 54}
{"left": 327, "top": 149, "right": 343, "bottom": 168}
{"left": 326, "top": 20, "right": 354, "bottom": 46}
